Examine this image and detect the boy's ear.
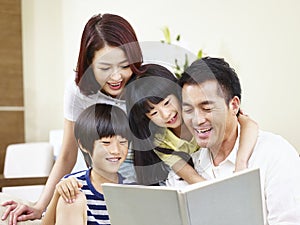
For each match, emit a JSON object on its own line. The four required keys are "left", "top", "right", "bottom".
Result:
{"left": 229, "top": 96, "right": 241, "bottom": 115}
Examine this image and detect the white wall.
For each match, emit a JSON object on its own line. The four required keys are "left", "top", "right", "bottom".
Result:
{"left": 22, "top": 0, "right": 300, "bottom": 153}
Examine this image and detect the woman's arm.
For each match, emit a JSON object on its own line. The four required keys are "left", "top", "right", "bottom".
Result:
{"left": 236, "top": 113, "right": 259, "bottom": 172}
{"left": 1, "top": 119, "right": 79, "bottom": 224}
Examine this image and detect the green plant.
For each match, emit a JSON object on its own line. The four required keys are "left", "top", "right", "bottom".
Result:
{"left": 161, "top": 26, "right": 202, "bottom": 78}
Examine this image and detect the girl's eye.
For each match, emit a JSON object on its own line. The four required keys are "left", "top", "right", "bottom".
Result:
{"left": 150, "top": 111, "right": 157, "bottom": 117}
{"left": 164, "top": 100, "right": 170, "bottom": 106}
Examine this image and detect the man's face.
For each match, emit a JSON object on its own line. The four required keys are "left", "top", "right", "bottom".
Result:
{"left": 181, "top": 80, "right": 237, "bottom": 152}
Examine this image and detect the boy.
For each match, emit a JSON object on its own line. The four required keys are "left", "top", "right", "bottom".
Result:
{"left": 41, "top": 103, "right": 131, "bottom": 225}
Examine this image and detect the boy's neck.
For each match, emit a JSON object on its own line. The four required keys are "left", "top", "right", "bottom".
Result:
{"left": 90, "top": 169, "right": 119, "bottom": 193}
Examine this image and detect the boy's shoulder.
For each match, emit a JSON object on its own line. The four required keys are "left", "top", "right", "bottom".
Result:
{"left": 64, "top": 169, "right": 89, "bottom": 179}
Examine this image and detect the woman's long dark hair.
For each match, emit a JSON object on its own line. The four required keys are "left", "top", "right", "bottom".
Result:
{"left": 75, "top": 13, "right": 144, "bottom": 95}
{"left": 126, "top": 64, "right": 194, "bottom": 185}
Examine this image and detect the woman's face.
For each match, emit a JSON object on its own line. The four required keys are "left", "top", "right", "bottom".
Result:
{"left": 92, "top": 46, "right": 133, "bottom": 97}
{"left": 146, "top": 94, "right": 182, "bottom": 129}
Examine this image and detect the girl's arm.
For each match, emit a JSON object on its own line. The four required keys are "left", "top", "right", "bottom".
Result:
{"left": 236, "top": 113, "right": 259, "bottom": 172}
{"left": 172, "top": 159, "right": 206, "bottom": 184}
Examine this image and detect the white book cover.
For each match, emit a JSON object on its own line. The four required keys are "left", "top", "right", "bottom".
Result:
{"left": 102, "top": 168, "right": 264, "bottom": 225}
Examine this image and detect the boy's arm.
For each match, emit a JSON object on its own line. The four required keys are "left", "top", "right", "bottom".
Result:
{"left": 236, "top": 113, "right": 259, "bottom": 172}
{"left": 41, "top": 190, "right": 60, "bottom": 225}
{"left": 172, "top": 159, "right": 206, "bottom": 184}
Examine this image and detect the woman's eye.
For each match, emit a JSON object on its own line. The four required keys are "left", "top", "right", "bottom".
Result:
{"left": 164, "top": 100, "right": 170, "bottom": 106}
{"left": 99, "top": 67, "right": 110, "bottom": 71}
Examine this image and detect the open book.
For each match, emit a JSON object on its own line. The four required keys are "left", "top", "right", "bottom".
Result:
{"left": 102, "top": 168, "right": 264, "bottom": 225}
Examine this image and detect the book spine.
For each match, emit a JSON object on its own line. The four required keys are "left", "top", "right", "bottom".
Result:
{"left": 177, "top": 191, "right": 191, "bottom": 225}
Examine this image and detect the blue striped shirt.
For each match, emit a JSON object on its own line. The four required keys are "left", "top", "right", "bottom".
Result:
{"left": 64, "top": 168, "right": 123, "bottom": 225}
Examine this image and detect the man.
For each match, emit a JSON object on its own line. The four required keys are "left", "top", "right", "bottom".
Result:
{"left": 177, "top": 57, "right": 300, "bottom": 224}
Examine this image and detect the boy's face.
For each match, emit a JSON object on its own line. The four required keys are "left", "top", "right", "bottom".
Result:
{"left": 91, "top": 135, "right": 128, "bottom": 176}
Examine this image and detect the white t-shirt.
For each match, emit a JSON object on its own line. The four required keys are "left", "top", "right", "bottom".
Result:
{"left": 64, "top": 78, "right": 126, "bottom": 122}
{"left": 168, "top": 129, "right": 300, "bottom": 225}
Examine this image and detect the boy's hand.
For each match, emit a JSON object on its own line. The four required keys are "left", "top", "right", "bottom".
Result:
{"left": 55, "top": 177, "right": 83, "bottom": 203}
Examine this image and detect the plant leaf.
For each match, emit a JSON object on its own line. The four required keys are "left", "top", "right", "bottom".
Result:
{"left": 161, "top": 26, "right": 171, "bottom": 44}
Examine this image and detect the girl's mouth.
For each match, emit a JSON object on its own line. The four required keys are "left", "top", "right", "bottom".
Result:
{"left": 167, "top": 113, "right": 178, "bottom": 124}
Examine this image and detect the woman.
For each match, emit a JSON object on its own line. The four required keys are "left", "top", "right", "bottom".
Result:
{"left": 1, "top": 13, "right": 144, "bottom": 224}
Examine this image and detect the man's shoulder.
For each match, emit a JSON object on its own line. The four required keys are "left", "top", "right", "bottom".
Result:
{"left": 256, "top": 130, "right": 298, "bottom": 156}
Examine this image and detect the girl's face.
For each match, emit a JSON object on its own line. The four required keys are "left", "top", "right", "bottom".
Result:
{"left": 146, "top": 94, "right": 182, "bottom": 129}
{"left": 91, "top": 135, "right": 128, "bottom": 176}
{"left": 92, "top": 46, "right": 133, "bottom": 97}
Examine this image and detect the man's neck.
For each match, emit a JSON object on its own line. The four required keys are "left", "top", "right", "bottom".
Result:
{"left": 211, "top": 123, "right": 238, "bottom": 166}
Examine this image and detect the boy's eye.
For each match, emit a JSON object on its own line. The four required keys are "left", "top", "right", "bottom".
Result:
{"left": 121, "top": 64, "right": 130, "bottom": 69}
{"left": 101, "top": 141, "right": 111, "bottom": 145}
{"left": 119, "top": 140, "right": 128, "bottom": 145}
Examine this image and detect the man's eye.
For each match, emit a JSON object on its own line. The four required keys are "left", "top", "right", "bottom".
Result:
{"left": 183, "top": 108, "right": 192, "bottom": 113}
{"left": 203, "top": 107, "right": 213, "bottom": 111}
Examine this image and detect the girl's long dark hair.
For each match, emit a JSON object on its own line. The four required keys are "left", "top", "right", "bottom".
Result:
{"left": 126, "top": 64, "right": 194, "bottom": 185}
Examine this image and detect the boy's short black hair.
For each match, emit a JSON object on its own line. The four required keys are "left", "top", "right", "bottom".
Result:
{"left": 74, "top": 103, "right": 131, "bottom": 155}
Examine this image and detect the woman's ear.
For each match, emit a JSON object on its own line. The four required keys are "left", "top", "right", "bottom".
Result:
{"left": 229, "top": 96, "right": 241, "bottom": 115}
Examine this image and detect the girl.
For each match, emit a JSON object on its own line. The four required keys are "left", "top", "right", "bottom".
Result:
{"left": 41, "top": 103, "right": 132, "bottom": 225}
{"left": 126, "top": 64, "right": 258, "bottom": 186}
{"left": 2, "top": 13, "right": 144, "bottom": 224}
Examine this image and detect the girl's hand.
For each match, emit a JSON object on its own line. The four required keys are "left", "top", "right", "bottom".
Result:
{"left": 55, "top": 177, "right": 83, "bottom": 203}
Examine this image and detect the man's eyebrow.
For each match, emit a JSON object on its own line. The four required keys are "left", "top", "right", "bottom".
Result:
{"left": 182, "top": 100, "right": 215, "bottom": 107}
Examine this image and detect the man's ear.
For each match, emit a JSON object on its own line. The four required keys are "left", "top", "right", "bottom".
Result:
{"left": 229, "top": 96, "right": 241, "bottom": 115}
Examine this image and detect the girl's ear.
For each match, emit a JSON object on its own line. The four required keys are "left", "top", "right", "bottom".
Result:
{"left": 229, "top": 96, "right": 241, "bottom": 115}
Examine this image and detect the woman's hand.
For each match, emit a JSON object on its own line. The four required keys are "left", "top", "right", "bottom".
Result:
{"left": 1, "top": 200, "right": 43, "bottom": 225}
{"left": 55, "top": 177, "right": 83, "bottom": 203}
